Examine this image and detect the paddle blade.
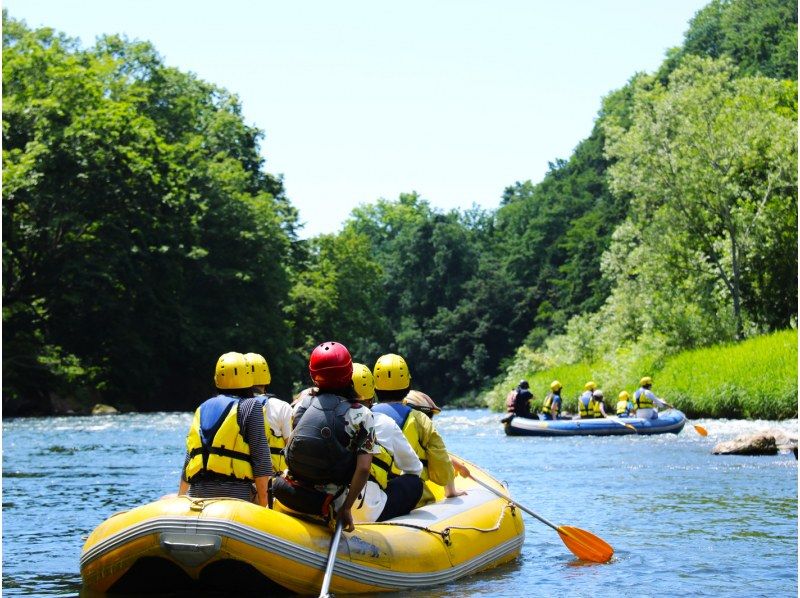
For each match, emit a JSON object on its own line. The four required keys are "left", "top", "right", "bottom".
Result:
{"left": 693, "top": 424, "right": 708, "bottom": 436}
{"left": 557, "top": 525, "right": 614, "bottom": 563}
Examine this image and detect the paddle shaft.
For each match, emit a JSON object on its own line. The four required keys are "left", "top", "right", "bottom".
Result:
{"left": 663, "top": 401, "right": 708, "bottom": 436}
{"left": 606, "top": 415, "right": 637, "bottom": 432}
{"left": 318, "top": 516, "right": 344, "bottom": 598}
{"left": 468, "top": 473, "right": 560, "bottom": 532}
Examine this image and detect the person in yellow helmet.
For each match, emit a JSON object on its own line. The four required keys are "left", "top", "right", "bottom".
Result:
{"left": 577, "top": 381, "right": 597, "bottom": 419}
{"left": 634, "top": 376, "right": 668, "bottom": 420}
{"left": 616, "top": 391, "right": 634, "bottom": 417}
{"left": 371, "top": 353, "right": 466, "bottom": 505}
{"left": 179, "top": 352, "right": 272, "bottom": 507}
{"left": 348, "top": 363, "right": 423, "bottom": 522}
{"left": 244, "top": 353, "right": 292, "bottom": 474}
{"left": 540, "top": 380, "right": 563, "bottom": 420}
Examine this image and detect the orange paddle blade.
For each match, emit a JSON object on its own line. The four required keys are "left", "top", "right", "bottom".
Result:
{"left": 693, "top": 424, "right": 708, "bottom": 436}
{"left": 557, "top": 525, "right": 614, "bottom": 563}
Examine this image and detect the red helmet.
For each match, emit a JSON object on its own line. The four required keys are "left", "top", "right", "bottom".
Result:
{"left": 308, "top": 341, "right": 353, "bottom": 389}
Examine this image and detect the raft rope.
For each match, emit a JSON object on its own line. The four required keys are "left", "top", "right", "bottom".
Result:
{"left": 182, "top": 495, "right": 519, "bottom": 546}
{"left": 364, "top": 503, "right": 515, "bottom": 546}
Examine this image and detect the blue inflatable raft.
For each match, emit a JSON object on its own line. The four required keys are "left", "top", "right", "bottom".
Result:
{"left": 503, "top": 409, "right": 686, "bottom": 437}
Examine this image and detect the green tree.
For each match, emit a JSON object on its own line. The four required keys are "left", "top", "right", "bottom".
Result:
{"left": 3, "top": 14, "right": 297, "bottom": 413}
{"left": 665, "top": 0, "right": 797, "bottom": 81}
{"left": 604, "top": 56, "right": 797, "bottom": 339}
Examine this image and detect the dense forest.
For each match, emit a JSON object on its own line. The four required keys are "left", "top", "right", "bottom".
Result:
{"left": 3, "top": 0, "right": 797, "bottom": 415}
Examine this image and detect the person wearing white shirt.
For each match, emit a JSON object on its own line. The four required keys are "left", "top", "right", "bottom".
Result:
{"left": 245, "top": 352, "right": 293, "bottom": 473}
{"left": 345, "top": 363, "right": 423, "bottom": 523}
{"left": 634, "top": 376, "right": 669, "bottom": 420}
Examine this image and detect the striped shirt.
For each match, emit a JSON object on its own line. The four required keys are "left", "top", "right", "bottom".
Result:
{"left": 182, "top": 396, "right": 272, "bottom": 501}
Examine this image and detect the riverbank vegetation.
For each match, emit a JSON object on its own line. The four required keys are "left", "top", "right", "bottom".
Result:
{"left": 3, "top": 0, "right": 797, "bottom": 416}
{"left": 485, "top": 329, "right": 798, "bottom": 419}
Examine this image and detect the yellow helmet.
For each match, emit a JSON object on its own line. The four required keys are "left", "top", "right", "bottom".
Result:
{"left": 550, "top": 380, "right": 562, "bottom": 392}
{"left": 244, "top": 352, "right": 271, "bottom": 386}
{"left": 214, "top": 352, "right": 254, "bottom": 390}
{"left": 352, "top": 363, "right": 375, "bottom": 400}
{"left": 584, "top": 381, "right": 597, "bottom": 391}
{"left": 640, "top": 376, "right": 653, "bottom": 387}
{"left": 403, "top": 390, "right": 441, "bottom": 414}
{"left": 618, "top": 390, "right": 631, "bottom": 401}
{"left": 373, "top": 353, "right": 411, "bottom": 391}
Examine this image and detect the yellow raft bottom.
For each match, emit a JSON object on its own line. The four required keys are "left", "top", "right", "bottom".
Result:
{"left": 80, "top": 456, "right": 525, "bottom": 594}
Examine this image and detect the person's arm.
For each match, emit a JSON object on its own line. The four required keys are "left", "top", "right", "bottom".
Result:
{"left": 652, "top": 393, "right": 669, "bottom": 409}
{"left": 254, "top": 475, "right": 269, "bottom": 507}
{"left": 243, "top": 398, "right": 273, "bottom": 507}
{"left": 415, "top": 412, "right": 465, "bottom": 497}
{"left": 339, "top": 452, "right": 372, "bottom": 532}
{"left": 276, "top": 400, "right": 294, "bottom": 439}
{"left": 384, "top": 417, "right": 423, "bottom": 476}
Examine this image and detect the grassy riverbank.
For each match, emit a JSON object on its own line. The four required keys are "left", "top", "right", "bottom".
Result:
{"left": 485, "top": 329, "right": 798, "bottom": 419}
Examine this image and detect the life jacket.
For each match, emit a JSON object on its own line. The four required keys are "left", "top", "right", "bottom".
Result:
{"left": 588, "top": 397, "right": 604, "bottom": 418}
{"left": 184, "top": 395, "right": 253, "bottom": 482}
{"left": 255, "top": 394, "right": 287, "bottom": 473}
{"left": 616, "top": 400, "right": 631, "bottom": 416}
{"left": 372, "top": 402, "right": 428, "bottom": 480}
{"left": 542, "top": 392, "right": 561, "bottom": 417}
{"left": 634, "top": 388, "right": 654, "bottom": 409}
{"left": 284, "top": 393, "right": 356, "bottom": 486}
{"left": 505, "top": 390, "right": 517, "bottom": 413}
{"left": 578, "top": 391, "right": 592, "bottom": 418}
{"left": 369, "top": 442, "right": 394, "bottom": 490}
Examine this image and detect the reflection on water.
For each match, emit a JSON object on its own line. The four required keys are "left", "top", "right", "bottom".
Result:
{"left": 2, "top": 410, "right": 797, "bottom": 597}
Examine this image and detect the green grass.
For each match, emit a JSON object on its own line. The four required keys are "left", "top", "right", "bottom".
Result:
{"left": 486, "top": 329, "right": 798, "bottom": 419}
{"left": 655, "top": 329, "right": 798, "bottom": 419}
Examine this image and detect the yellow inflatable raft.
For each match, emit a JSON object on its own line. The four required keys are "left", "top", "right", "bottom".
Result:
{"left": 80, "top": 456, "right": 525, "bottom": 594}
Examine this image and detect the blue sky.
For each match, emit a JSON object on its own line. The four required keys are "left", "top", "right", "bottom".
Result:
{"left": 4, "top": 0, "right": 711, "bottom": 237}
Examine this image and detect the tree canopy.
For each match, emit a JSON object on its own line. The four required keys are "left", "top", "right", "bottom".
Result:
{"left": 3, "top": 0, "right": 797, "bottom": 414}
{"left": 3, "top": 13, "right": 298, "bottom": 414}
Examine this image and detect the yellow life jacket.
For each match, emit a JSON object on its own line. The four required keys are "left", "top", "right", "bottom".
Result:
{"left": 578, "top": 392, "right": 591, "bottom": 418}
{"left": 635, "top": 388, "right": 654, "bottom": 409}
{"left": 616, "top": 400, "right": 631, "bottom": 416}
{"left": 589, "top": 397, "right": 604, "bottom": 418}
{"left": 256, "top": 395, "right": 287, "bottom": 473}
{"left": 368, "top": 443, "right": 394, "bottom": 490}
{"left": 372, "top": 403, "right": 428, "bottom": 481}
{"left": 542, "top": 392, "right": 561, "bottom": 417}
{"left": 185, "top": 396, "right": 253, "bottom": 482}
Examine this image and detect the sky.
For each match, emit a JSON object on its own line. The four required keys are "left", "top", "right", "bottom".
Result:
{"left": 4, "top": 0, "right": 712, "bottom": 238}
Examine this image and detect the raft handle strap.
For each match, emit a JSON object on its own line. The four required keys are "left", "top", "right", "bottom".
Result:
{"left": 364, "top": 504, "right": 512, "bottom": 544}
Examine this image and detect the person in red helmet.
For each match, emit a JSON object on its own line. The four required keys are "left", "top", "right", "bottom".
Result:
{"left": 271, "top": 341, "right": 377, "bottom": 533}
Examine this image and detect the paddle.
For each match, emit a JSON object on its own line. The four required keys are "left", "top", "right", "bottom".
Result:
{"left": 318, "top": 515, "right": 344, "bottom": 598}
{"left": 454, "top": 463, "right": 613, "bottom": 563}
{"left": 606, "top": 415, "right": 637, "bottom": 433}
{"left": 662, "top": 401, "right": 708, "bottom": 436}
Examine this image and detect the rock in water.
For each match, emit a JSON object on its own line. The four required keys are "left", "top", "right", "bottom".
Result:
{"left": 91, "top": 403, "right": 119, "bottom": 415}
{"left": 712, "top": 433, "right": 778, "bottom": 456}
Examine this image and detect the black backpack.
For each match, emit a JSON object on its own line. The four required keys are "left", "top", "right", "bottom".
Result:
{"left": 284, "top": 393, "right": 356, "bottom": 486}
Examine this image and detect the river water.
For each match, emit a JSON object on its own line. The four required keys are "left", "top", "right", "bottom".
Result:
{"left": 2, "top": 409, "right": 797, "bottom": 597}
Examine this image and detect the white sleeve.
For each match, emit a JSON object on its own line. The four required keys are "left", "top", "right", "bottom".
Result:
{"left": 384, "top": 418, "right": 423, "bottom": 476}
{"left": 268, "top": 398, "right": 294, "bottom": 439}
{"left": 651, "top": 392, "right": 669, "bottom": 409}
